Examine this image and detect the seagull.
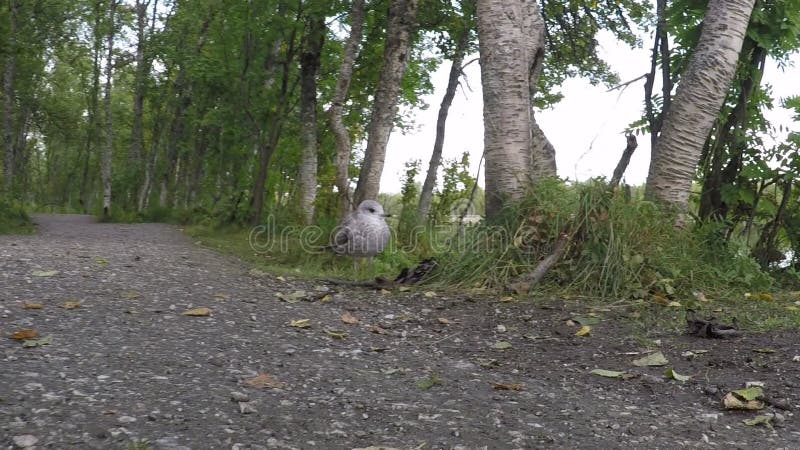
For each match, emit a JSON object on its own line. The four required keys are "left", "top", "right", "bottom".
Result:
{"left": 330, "top": 200, "right": 391, "bottom": 276}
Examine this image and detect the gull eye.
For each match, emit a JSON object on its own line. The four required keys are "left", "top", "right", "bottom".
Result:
{"left": 368, "top": 208, "right": 375, "bottom": 213}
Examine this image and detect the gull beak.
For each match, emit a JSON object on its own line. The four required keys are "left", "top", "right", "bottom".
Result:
{"left": 382, "top": 213, "right": 393, "bottom": 218}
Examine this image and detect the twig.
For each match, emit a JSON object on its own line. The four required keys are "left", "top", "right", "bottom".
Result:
{"left": 606, "top": 73, "right": 649, "bottom": 92}
{"left": 508, "top": 233, "right": 570, "bottom": 294}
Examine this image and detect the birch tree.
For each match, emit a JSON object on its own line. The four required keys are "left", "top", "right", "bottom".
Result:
{"left": 645, "top": 0, "right": 756, "bottom": 212}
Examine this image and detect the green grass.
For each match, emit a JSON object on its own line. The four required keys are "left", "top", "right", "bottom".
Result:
{"left": 0, "top": 200, "right": 35, "bottom": 234}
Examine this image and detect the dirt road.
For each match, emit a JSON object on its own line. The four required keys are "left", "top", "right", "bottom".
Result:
{"left": 1, "top": 215, "right": 798, "bottom": 449}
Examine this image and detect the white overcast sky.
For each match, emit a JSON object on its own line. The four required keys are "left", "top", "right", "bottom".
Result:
{"left": 379, "top": 31, "right": 800, "bottom": 194}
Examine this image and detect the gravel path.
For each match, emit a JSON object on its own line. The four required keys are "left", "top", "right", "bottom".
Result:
{"left": 1, "top": 214, "right": 799, "bottom": 449}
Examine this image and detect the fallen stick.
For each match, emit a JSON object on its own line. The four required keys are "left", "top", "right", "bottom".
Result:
{"left": 508, "top": 232, "right": 570, "bottom": 294}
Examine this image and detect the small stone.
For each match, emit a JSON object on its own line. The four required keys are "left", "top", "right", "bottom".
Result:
{"left": 703, "top": 385, "right": 719, "bottom": 395}
{"left": 13, "top": 435, "right": 38, "bottom": 448}
{"left": 697, "top": 413, "right": 720, "bottom": 423}
{"left": 118, "top": 415, "right": 137, "bottom": 424}
{"left": 230, "top": 391, "right": 249, "bottom": 402}
{"left": 239, "top": 402, "right": 257, "bottom": 414}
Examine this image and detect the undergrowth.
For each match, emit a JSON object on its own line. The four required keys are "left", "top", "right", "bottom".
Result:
{"left": 0, "top": 200, "right": 34, "bottom": 234}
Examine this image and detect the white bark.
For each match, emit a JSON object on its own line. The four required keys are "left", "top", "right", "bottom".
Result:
{"left": 353, "top": 0, "right": 419, "bottom": 205}
{"left": 476, "top": 0, "right": 550, "bottom": 218}
{"left": 102, "top": 0, "right": 119, "bottom": 218}
{"left": 328, "top": 0, "right": 365, "bottom": 216}
{"left": 645, "top": 0, "right": 755, "bottom": 211}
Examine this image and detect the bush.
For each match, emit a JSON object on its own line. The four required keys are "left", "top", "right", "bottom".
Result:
{"left": 0, "top": 200, "right": 34, "bottom": 234}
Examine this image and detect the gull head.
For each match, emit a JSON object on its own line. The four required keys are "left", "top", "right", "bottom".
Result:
{"left": 357, "top": 200, "right": 390, "bottom": 218}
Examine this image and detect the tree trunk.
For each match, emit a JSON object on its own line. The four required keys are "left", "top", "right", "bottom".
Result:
{"left": 417, "top": 28, "right": 469, "bottom": 222}
{"left": 101, "top": 0, "right": 119, "bottom": 219}
{"left": 476, "top": 0, "right": 549, "bottom": 219}
{"left": 328, "top": 0, "right": 365, "bottom": 216}
{"left": 645, "top": 0, "right": 755, "bottom": 211}
{"left": 298, "top": 14, "right": 325, "bottom": 225}
{"left": 353, "top": 0, "right": 420, "bottom": 205}
{"left": 2, "top": 0, "right": 18, "bottom": 196}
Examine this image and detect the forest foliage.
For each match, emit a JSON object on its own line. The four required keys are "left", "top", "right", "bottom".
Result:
{"left": 1, "top": 0, "right": 800, "bottom": 297}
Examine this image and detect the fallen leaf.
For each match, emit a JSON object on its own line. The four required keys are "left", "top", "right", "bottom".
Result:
{"left": 341, "top": 312, "right": 359, "bottom": 325}
{"left": 381, "top": 368, "right": 409, "bottom": 375}
{"left": 753, "top": 348, "right": 776, "bottom": 354}
{"left": 10, "top": 329, "right": 39, "bottom": 340}
{"left": 499, "top": 296, "right": 514, "bottom": 303}
{"left": 276, "top": 290, "right": 307, "bottom": 303}
{"left": 289, "top": 319, "right": 311, "bottom": 329}
{"left": 491, "top": 382, "right": 525, "bottom": 391}
{"left": 477, "top": 358, "right": 500, "bottom": 368}
{"left": 61, "top": 301, "right": 81, "bottom": 309}
{"left": 572, "top": 316, "right": 601, "bottom": 326}
{"left": 590, "top": 369, "right": 626, "bottom": 378}
{"left": 565, "top": 319, "right": 576, "bottom": 327}
{"left": 32, "top": 270, "right": 59, "bottom": 277}
{"left": 121, "top": 290, "right": 142, "bottom": 299}
{"left": 182, "top": 307, "right": 211, "bottom": 317}
{"left": 417, "top": 373, "right": 442, "bottom": 390}
{"left": 22, "top": 336, "right": 52, "bottom": 348}
{"left": 750, "top": 293, "right": 774, "bottom": 301}
{"left": 652, "top": 295, "right": 669, "bottom": 305}
{"left": 723, "top": 392, "right": 764, "bottom": 410}
{"left": 380, "top": 289, "right": 391, "bottom": 295}
{"left": 397, "top": 286, "right": 411, "bottom": 292}
{"left": 423, "top": 291, "right": 436, "bottom": 298}
{"left": 95, "top": 258, "right": 109, "bottom": 265}
{"left": 22, "top": 302, "right": 43, "bottom": 310}
{"left": 244, "top": 373, "right": 286, "bottom": 389}
{"left": 575, "top": 325, "right": 591, "bottom": 337}
{"left": 493, "top": 341, "right": 512, "bottom": 350}
{"left": 664, "top": 367, "right": 691, "bottom": 382}
{"left": 368, "top": 325, "right": 388, "bottom": 335}
{"left": 667, "top": 301, "right": 682, "bottom": 308}
{"left": 632, "top": 351, "right": 669, "bottom": 367}
{"left": 213, "top": 293, "right": 229, "bottom": 300}
{"left": 743, "top": 415, "right": 774, "bottom": 427}
{"left": 319, "top": 294, "right": 332, "bottom": 302}
{"left": 692, "top": 291, "right": 709, "bottom": 302}
{"left": 733, "top": 386, "right": 763, "bottom": 401}
{"left": 437, "top": 317, "right": 450, "bottom": 324}
{"left": 325, "top": 329, "right": 348, "bottom": 339}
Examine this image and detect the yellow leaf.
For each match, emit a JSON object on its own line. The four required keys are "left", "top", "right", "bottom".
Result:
{"left": 575, "top": 325, "right": 591, "bottom": 336}
{"left": 182, "top": 307, "right": 211, "bottom": 317}
{"left": 398, "top": 286, "right": 411, "bottom": 292}
{"left": 289, "top": 319, "right": 311, "bottom": 328}
{"left": 667, "top": 301, "right": 682, "bottom": 308}
{"left": 61, "top": 301, "right": 81, "bottom": 309}
{"left": 380, "top": 289, "right": 391, "bottom": 295}
{"left": 213, "top": 293, "right": 230, "bottom": 300}
{"left": 423, "top": 291, "right": 436, "bottom": 298}
{"left": 10, "top": 329, "right": 39, "bottom": 340}
{"left": 95, "top": 258, "right": 108, "bottom": 265}
{"left": 341, "top": 312, "right": 359, "bottom": 325}
{"left": 499, "top": 296, "right": 514, "bottom": 303}
{"left": 121, "top": 290, "right": 142, "bottom": 299}
{"left": 319, "top": 294, "right": 332, "bottom": 302}
{"left": 32, "top": 270, "right": 59, "bottom": 277}
{"left": 437, "top": 317, "right": 450, "bottom": 324}
{"left": 244, "top": 373, "right": 286, "bottom": 389}
{"left": 23, "top": 302, "right": 43, "bottom": 310}
{"left": 652, "top": 295, "right": 669, "bottom": 305}
{"left": 753, "top": 293, "right": 774, "bottom": 301}
{"left": 490, "top": 382, "right": 525, "bottom": 391}
{"left": 325, "top": 329, "right": 348, "bottom": 339}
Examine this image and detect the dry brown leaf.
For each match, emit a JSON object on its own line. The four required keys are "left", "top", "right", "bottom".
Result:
{"left": 121, "top": 291, "right": 142, "bottom": 299}
{"left": 244, "top": 373, "right": 286, "bottom": 389}
{"left": 341, "top": 312, "right": 360, "bottom": 325}
{"left": 10, "top": 329, "right": 39, "bottom": 340}
{"left": 23, "top": 302, "right": 43, "bottom": 310}
{"left": 491, "top": 382, "right": 525, "bottom": 391}
{"left": 368, "top": 325, "right": 388, "bottom": 335}
{"left": 437, "top": 317, "right": 450, "bottom": 324}
{"left": 182, "top": 307, "right": 211, "bottom": 317}
{"left": 289, "top": 319, "right": 311, "bottom": 328}
{"left": 61, "top": 301, "right": 81, "bottom": 309}
{"left": 652, "top": 295, "right": 670, "bottom": 305}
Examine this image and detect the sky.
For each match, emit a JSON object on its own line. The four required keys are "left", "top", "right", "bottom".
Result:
{"left": 379, "top": 31, "right": 800, "bottom": 194}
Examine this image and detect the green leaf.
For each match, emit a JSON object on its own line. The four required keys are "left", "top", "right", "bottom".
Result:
{"left": 743, "top": 415, "right": 773, "bottom": 426}
{"left": 32, "top": 270, "right": 58, "bottom": 277}
{"left": 664, "top": 367, "right": 691, "bottom": 382}
{"left": 733, "top": 386, "right": 763, "bottom": 401}
{"left": 632, "top": 351, "right": 669, "bottom": 367}
{"left": 572, "top": 316, "right": 601, "bottom": 326}
{"left": 590, "top": 369, "right": 626, "bottom": 378}
{"left": 22, "top": 336, "right": 52, "bottom": 348}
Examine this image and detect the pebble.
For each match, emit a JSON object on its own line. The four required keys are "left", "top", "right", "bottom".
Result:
{"left": 12, "top": 435, "right": 38, "bottom": 448}
{"left": 230, "top": 391, "right": 249, "bottom": 402}
{"left": 118, "top": 415, "right": 137, "bottom": 424}
{"left": 239, "top": 402, "right": 257, "bottom": 414}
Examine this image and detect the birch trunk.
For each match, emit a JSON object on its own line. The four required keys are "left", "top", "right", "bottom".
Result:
{"left": 328, "top": 0, "right": 365, "bottom": 216}
{"left": 476, "top": 0, "right": 549, "bottom": 218}
{"left": 645, "top": 0, "right": 755, "bottom": 211}
{"left": 298, "top": 15, "right": 325, "bottom": 225}
{"left": 101, "top": 0, "right": 118, "bottom": 219}
{"left": 353, "top": 0, "right": 419, "bottom": 205}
